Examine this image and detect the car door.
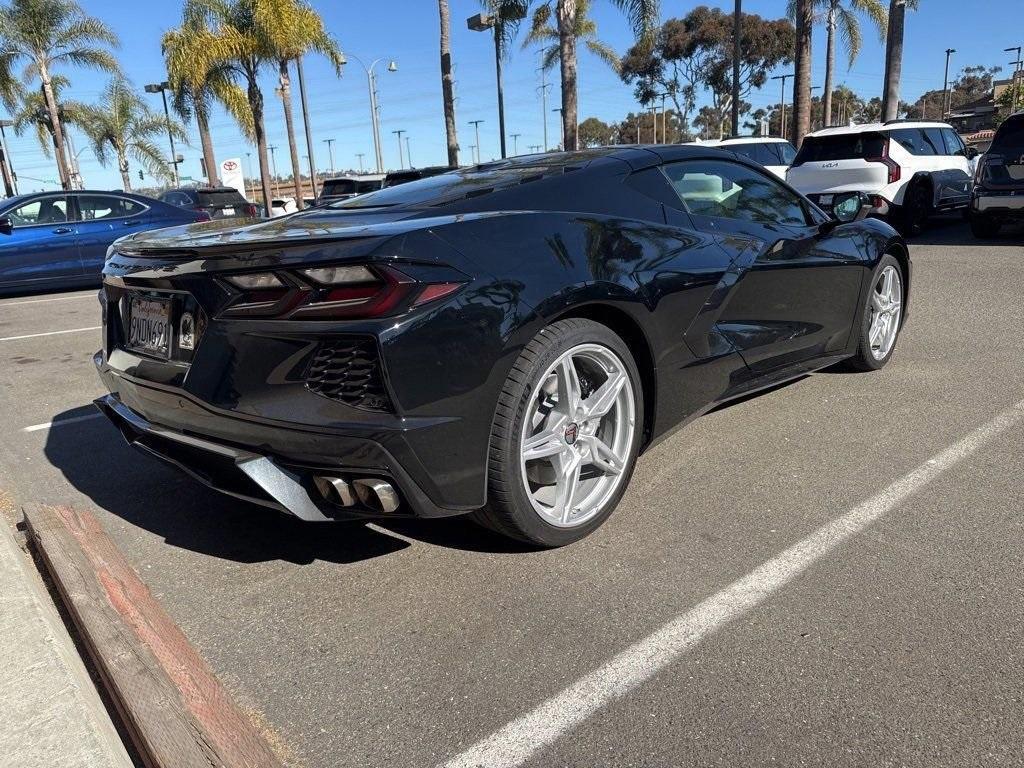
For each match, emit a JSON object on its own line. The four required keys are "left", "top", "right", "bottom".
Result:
{"left": 660, "top": 158, "right": 864, "bottom": 377}
{"left": 73, "top": 194, "right": 153, "bottom": 278}
{"left": 938, "top": 127, "right": 973, "bottom": 207}
{"left": 0, "top": 194, "right": 82, "bottom": 290}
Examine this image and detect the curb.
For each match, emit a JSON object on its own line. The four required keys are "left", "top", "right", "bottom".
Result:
{"left": 24, "top": 503, "right": 284, "bottom": 768}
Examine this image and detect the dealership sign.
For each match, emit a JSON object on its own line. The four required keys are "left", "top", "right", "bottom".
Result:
{"left": 220, "top": 157, "right": 246, "bottom": 199}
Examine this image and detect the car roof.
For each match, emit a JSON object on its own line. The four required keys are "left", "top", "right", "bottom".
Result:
{"left": 807, "top": 120, "right": 955, "bottom": 137}
{"left": 717, "top": 136, "right": 791, "bottom": 145}
{"left": 323, "top": 173, "right": 386, "bottom": 182}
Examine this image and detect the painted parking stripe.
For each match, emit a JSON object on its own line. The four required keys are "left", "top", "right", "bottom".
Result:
{"left": 0, "top": 326, "right": 100, "bottom": 343}
{"left": 22, "top": 413, "right": 104, "bottom": 433}
{"left": 2, "top": 294, "right": 95, "bottom": 307}
{"left": 441, "top": 399, "right": 1024, "bottom": 768}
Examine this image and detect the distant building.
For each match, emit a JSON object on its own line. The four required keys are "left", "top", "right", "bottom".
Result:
{"left": 947, "top": 73, "right": 1022, "bottom": 141}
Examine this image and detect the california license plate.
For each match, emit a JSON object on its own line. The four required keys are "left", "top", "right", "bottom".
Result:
{"left": 127, "top": 297, "right": 172, "bottom": 358}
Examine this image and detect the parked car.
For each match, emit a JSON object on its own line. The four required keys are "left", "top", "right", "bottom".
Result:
{"left": 969, "top": 111, "right": 1024, "bottom": 238}
{"left": 786, "top": 120, "right": 976, "bottom": 234}
{"left": 159, "top": 186, "right": 258, "bottom": 219}
{"left": 317, "top": 174, "right": 386, "bottom": 205}
{"left": 95, "top": 146, "right": 909, "bottom": 547}
{"left": 0, "top": 190, "right": 209, "bottom": 296}
{"left": 383, "top": 165, "right": 450, "bottom": 187}
{"left": 691, "top": 136, "right": 797, "bottom": 179}
{"left": 270, "top": 197, "right": 298, "bottom": 217}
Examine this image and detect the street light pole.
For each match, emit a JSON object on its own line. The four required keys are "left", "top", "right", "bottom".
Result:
{"left": 405, "top": 135, "right": 412, "bottom": 168}
{"left": 356, "top": 153, "right": 365, "bottom": 172}
{"left": 942, "top": 48, "right": 956, "bottom": 119}
{"left": 392, "top": 129, "right": 406, "bottom": 169}
{"left": 771, "top": 73, "right": 792, "bottom": 138}
{"left": 268, "top": 145, "right": 279, "bottom": 196}
{"left": 468, "top": 9, "right": 524, "bottom": 159}
{"left": 245, "top": 152, "right": 253, "bottom": 199}
{"left": 323, "top": 139, "right": 336, "bottom": 173}
{"left": 345, "top": 55, "right": 398, "bottom": 173}
{"left": 469, "top": 120, "right": 484, "bottom": 163}
{"left": 538, "top": 66, "right": 551, "bottom": 150}
{"left": 1006, "top": 46, "right": 1023, "bottom": 111}
{"left": 510, "top": 133, "right": 520, "bottom": 155}
{"left": 144, "top": 81, "right": 179, "bottom": 186}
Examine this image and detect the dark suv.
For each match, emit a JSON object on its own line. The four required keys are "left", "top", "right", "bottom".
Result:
{"left": 970, "top": 112, "right": 1024, "bottom": 238}
{"left": 159, "top": 187, "right": 259, "bottom": 219}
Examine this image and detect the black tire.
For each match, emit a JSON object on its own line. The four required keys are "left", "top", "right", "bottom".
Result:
{"left": 969, "top": 212, "right": 1001, "bottom": 239}
{"left": 843, "top": 254, "right": 904, "bottom": 372}
{"left": 472, "top": 318, "right": 644, "bottom": 547}
{"left": 898, "top": 182, "right": 932, "bottom": 236}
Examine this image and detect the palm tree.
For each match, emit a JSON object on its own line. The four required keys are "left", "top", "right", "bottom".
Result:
{"left": 11, "top": 76, "right": 91, "bottom": 167}
{"left": 788, "top": 0, "right": 886, "bottom": 128}
{"left": 438, "top": 0, "right": 459, "bottom": 167}
{"left": 792, "top": 0, "right": 814, "bottom": 146}
{"left": 518, "top": 0, "right": 657, "bottom": 151}
{"left": 881, "top": 0, "right": 917, "bottom": 121}
{"left": 0, "top": 0, "right": 120, "bottom": 190}
{"left": 163, "top": 4, "right": 252, "bottom": 187}
{"left": 82, "top": 77, "right": 186, "bottom": 191}
{"left": 524, "top": 0, "right": 622, "bottom": 75}
{"left": 255, "top": 0, "right": 342, "bottom": 209}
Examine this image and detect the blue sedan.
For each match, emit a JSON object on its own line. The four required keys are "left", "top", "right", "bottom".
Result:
{"left": 0, "top": 190, "right": 210, "bottom": 295}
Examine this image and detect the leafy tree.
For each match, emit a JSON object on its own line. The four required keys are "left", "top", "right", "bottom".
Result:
{"left": 903, "top": 65, "right": 1002, "bottom": 120}
{"left": 0, "top": 0, "right": 120, "bottom": 189}
{"left": 578, "top": 116, "right": 613, "bottom": 146}
{"left": 163, "top": 2, "right": 253, "bottom": 187}
{"left": 82, "top": 77, "right": 186, "bottom": 191}
{"left": 612, "top": 108, "right": 689, "bottom": 144}
{"left": 788, "top": 0, "right": 886, "bottom": 127}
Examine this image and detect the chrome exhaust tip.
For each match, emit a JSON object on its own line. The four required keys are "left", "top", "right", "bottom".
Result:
{"left": 313, "top": 476, "right": 357, "bottom": 507}
{"left": 352, "top": 478, "right": 400, "bottom": 514}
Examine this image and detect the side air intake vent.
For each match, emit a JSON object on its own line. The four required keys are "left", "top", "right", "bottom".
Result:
{"left": 305, "top": 338, "right": 392, "bottom": 412}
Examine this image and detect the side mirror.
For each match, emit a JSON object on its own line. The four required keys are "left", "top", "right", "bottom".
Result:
{"left": 0, "top": 215, "right": 12, "bottom": 234}
{"left": 832, "top": 191, "right": 871, "bottom": 223}
{"left": 964, "top": 146, "right": 979, "bottom": 160}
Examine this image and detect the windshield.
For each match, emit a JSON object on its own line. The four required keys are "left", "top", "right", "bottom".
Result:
{"left": 793, "top": 132, "right": 886, "bottom": 163}
{"left": 992, "top": 120, "right": 1024, "bottom": 154}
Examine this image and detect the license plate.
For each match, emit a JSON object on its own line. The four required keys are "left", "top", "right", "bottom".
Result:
{"left": 222, "top": 207, "right": 235, "bottom": 216}
{"left": 817, "top": 194, "right": 833, "bottom": 205}
{"left": 127, "top": 297, "right": 172, "bottom": 358}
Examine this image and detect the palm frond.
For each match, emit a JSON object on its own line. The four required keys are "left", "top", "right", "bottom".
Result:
{"left": 837, "top": 6, "right": 863, "bottom": 67}
{"left": 49, "top": 47, "right": 120, "bottom": 74}
{"left": 523, "top": 3, "right": 555, "bottom": 49}
{"left": 585, "top": 40, "right": 622, "bottom": 74}
{"left": 850, "top": 0, "right": 887, "bottom": 38}
{"left": 607, "top": 0, "right": 660, "bottom": 44}
{"left": 540, "top": 43, "right": 560, "bottom": 71}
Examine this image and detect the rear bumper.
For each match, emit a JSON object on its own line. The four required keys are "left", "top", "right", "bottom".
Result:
{"left": 972, "top": 192, "right": 1024, "bottom": 216}
{"left": 94, "top": 365, "right": 471, "bottom": 522}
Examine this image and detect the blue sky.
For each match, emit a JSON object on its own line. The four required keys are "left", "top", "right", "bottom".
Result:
{"left": 3, "top": 0, "right": 1019, "bottom": 192}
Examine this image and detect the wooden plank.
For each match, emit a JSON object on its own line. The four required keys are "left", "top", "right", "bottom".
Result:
{"left": 24, "top": 503, "right": 284, "bottom": 768}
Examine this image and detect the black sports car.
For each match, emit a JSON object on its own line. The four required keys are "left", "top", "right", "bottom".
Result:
{"left": 95, "top": 145, "right": 910, "bottom": 547}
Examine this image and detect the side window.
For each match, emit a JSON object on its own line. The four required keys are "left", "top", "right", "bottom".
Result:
{"left": 941, "top": 128, "right": 966, "bottom": 156}
{"left": 661, "top": 159, "right": 808, "bottom": 227}
{"left": 923, "top": 128, "right": 946, "bottom": 155}
{"left": 6, "top": 196, "right": 68, "bottom": 226}
{"left": 890, "top": 129, "right": 935, "bottom": 156}
{"left": 77, "top": 195, "right": 145, "bottom": 220}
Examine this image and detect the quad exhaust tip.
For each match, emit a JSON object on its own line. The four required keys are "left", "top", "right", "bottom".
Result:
{"left": 313, "top": 475, "right": 400, "bottom": 514}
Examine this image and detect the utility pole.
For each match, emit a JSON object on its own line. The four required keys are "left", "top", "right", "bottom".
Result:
{"left": 510, "top": 133, "right": 521, "bottom": 155}
{"left": 469, "top": 120, "right": 484, "bottom": 163}
{"left": 405, "top": 135, "right": 412, "bottom": 168}
{"left": 771, "top": 73, "right": 792, "bottom": 138}
{"left": 469, "top": 145, "right": 477, "bottom": 164}
{"left": 392, "top": 129, "right": 406, "bottom": 169}
{"left": 356, "top": 153, "right": 365, "bottom": 172}
{"left": 323, "top": 138, "right": 336, "bottom": 173}
{"left": 942, "top": 48, "right": 956, "bottom": 119}
{"left": 731, "top": 0, "right": 742, "bottom": 137}
{"left": 296, "top": 56, "right": 318, "bottom": 201}
{"left": 268, "top": 145, "right": 279, "bottom": 196}
{"left": 1006, "top": 46, "right": 1023, "bottom": 111}
{"left": 660, "top": 94, "right": 668, "bottom": 142}
{"left": 528, "top": 144, "right": 541, "bottom": 153}
{"left": 538, "top": 66, "right": 551, "bottom": 150}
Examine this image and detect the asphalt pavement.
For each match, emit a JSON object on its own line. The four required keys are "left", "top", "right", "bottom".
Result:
{"left": 1, "top": 218, "right": 1022, "bottom": 767}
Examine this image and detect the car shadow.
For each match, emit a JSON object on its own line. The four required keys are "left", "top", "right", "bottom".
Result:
{"left": 42, "top": 404, "right": 533, "bottom": 565}
{"left": 907, "top": 213, "right": 1023, "bottom": 247}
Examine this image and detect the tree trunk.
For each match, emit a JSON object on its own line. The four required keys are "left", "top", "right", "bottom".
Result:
{"left": 556, "top": 0, "right": 578, "bottom": 151}
{"left": 248, "top": 73, "right": 273, "bottom": 217}
{"left": 278, "top": 59, "right": 304, "bottom": 209}
{"left": 881, "top": 0, "right": 904, "bottom": 121}
{"left": 38, "top": 61, "right": 71, "bottom": 190}
{"left": 197, "top": 108, "right": 219, "bottom": 186}
{"left": 118, "top": 153, "right": 131, "bottom": 192}
{"left": 438, "top": 0, "right": 459, "bottom": 167}
{"left": 792, "top": 0, "right": 814, "bottom": 148}
{"left": 823, "top": 4, "right": 836, "bottom": 127}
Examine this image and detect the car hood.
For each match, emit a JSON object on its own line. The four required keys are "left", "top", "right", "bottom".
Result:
{"left": 112, "top": 208, "right": 514, "bottom": 256}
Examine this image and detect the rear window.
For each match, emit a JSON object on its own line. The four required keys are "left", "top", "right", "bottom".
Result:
{"left": 794, "top": 132, "right": 885, "bottom": 163}
{"left": 196, "top": 190, "right": 246, "bottom": 207}
{"left": 992, "top": 119, "right": 1024, "bottom": 153}
{"left": 725, "top": 141, "right": 797, "bottom": 167}
{"left": 335, "top": 167, "right": 524, "bottom": 209}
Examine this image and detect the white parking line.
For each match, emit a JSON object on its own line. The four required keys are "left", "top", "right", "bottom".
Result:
{"left": 441, "top": 399, "right": 1024, "bottom": 768}
{"left": 0, "top": 326, "right": 101, "bottom": 343}
{"left": 1, "top": 294, "right": 95, "bottom": 307}
{"left": 22, "top": 413, "right": 103, "bottom": 433}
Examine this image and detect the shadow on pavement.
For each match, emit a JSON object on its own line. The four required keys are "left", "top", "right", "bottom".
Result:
{"left": 906, "top": 214, "right": 1023, "bottom": 247}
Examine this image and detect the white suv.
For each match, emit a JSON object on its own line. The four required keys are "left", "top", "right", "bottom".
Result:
{"left": 786, "top": 121, "right": 975, "bottom": 233}
{"left": 689, "top": 136, "right": 797, "bottom": 179}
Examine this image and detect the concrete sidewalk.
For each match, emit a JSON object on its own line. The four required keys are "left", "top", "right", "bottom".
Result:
{"left": 0, "top": 519, "right": 133, "bottom": 768}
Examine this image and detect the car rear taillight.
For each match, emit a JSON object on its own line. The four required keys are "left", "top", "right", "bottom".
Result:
{"left": 245, "top": 204, "right": 259, "bottom": 217}
{"left": 866, "top": 138, "right": 900, "bottom": 184}
{"left": 221, "top": 266, "right": 466, "bottom": 319}
{"left": 194, "top": 210, "right": 212, "bottom": 222}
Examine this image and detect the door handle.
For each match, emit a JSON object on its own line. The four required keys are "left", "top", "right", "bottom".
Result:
{"left": 52, "top": 226, "right": 73, "bottom": 234}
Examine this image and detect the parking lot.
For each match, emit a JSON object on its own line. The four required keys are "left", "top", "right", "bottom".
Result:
{"left": 1, "top": 218, "right": 1022, "bottom": 767}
